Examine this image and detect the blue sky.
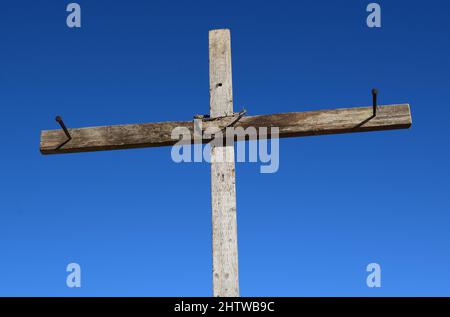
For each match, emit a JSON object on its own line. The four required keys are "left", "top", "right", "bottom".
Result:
{"left": 0, "top": 0, "right": 449, "bottom": 296}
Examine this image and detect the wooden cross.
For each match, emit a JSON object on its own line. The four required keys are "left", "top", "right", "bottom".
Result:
{"left": 40, "top": 29, "right": 412, "bottom": 297}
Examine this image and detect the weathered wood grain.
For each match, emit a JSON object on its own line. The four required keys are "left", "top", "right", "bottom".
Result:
{"left": 40, "top": 104, "right": 411, "bottom": 155}
{"left": 209, "top": 29, "right": 240, "bottom": 297}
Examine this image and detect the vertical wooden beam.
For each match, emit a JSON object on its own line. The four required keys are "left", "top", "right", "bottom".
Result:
{"left": 209, "top": 29, "right": 239, "bottom": 297}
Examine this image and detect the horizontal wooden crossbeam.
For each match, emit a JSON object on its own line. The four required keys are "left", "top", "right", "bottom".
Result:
{"left": 40, "top": 104, "right": 411, "bottom": 155}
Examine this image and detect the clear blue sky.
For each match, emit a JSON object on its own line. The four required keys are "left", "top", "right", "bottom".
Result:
{"left": 0, "top": 0, "right": 449, "bottom": 296}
